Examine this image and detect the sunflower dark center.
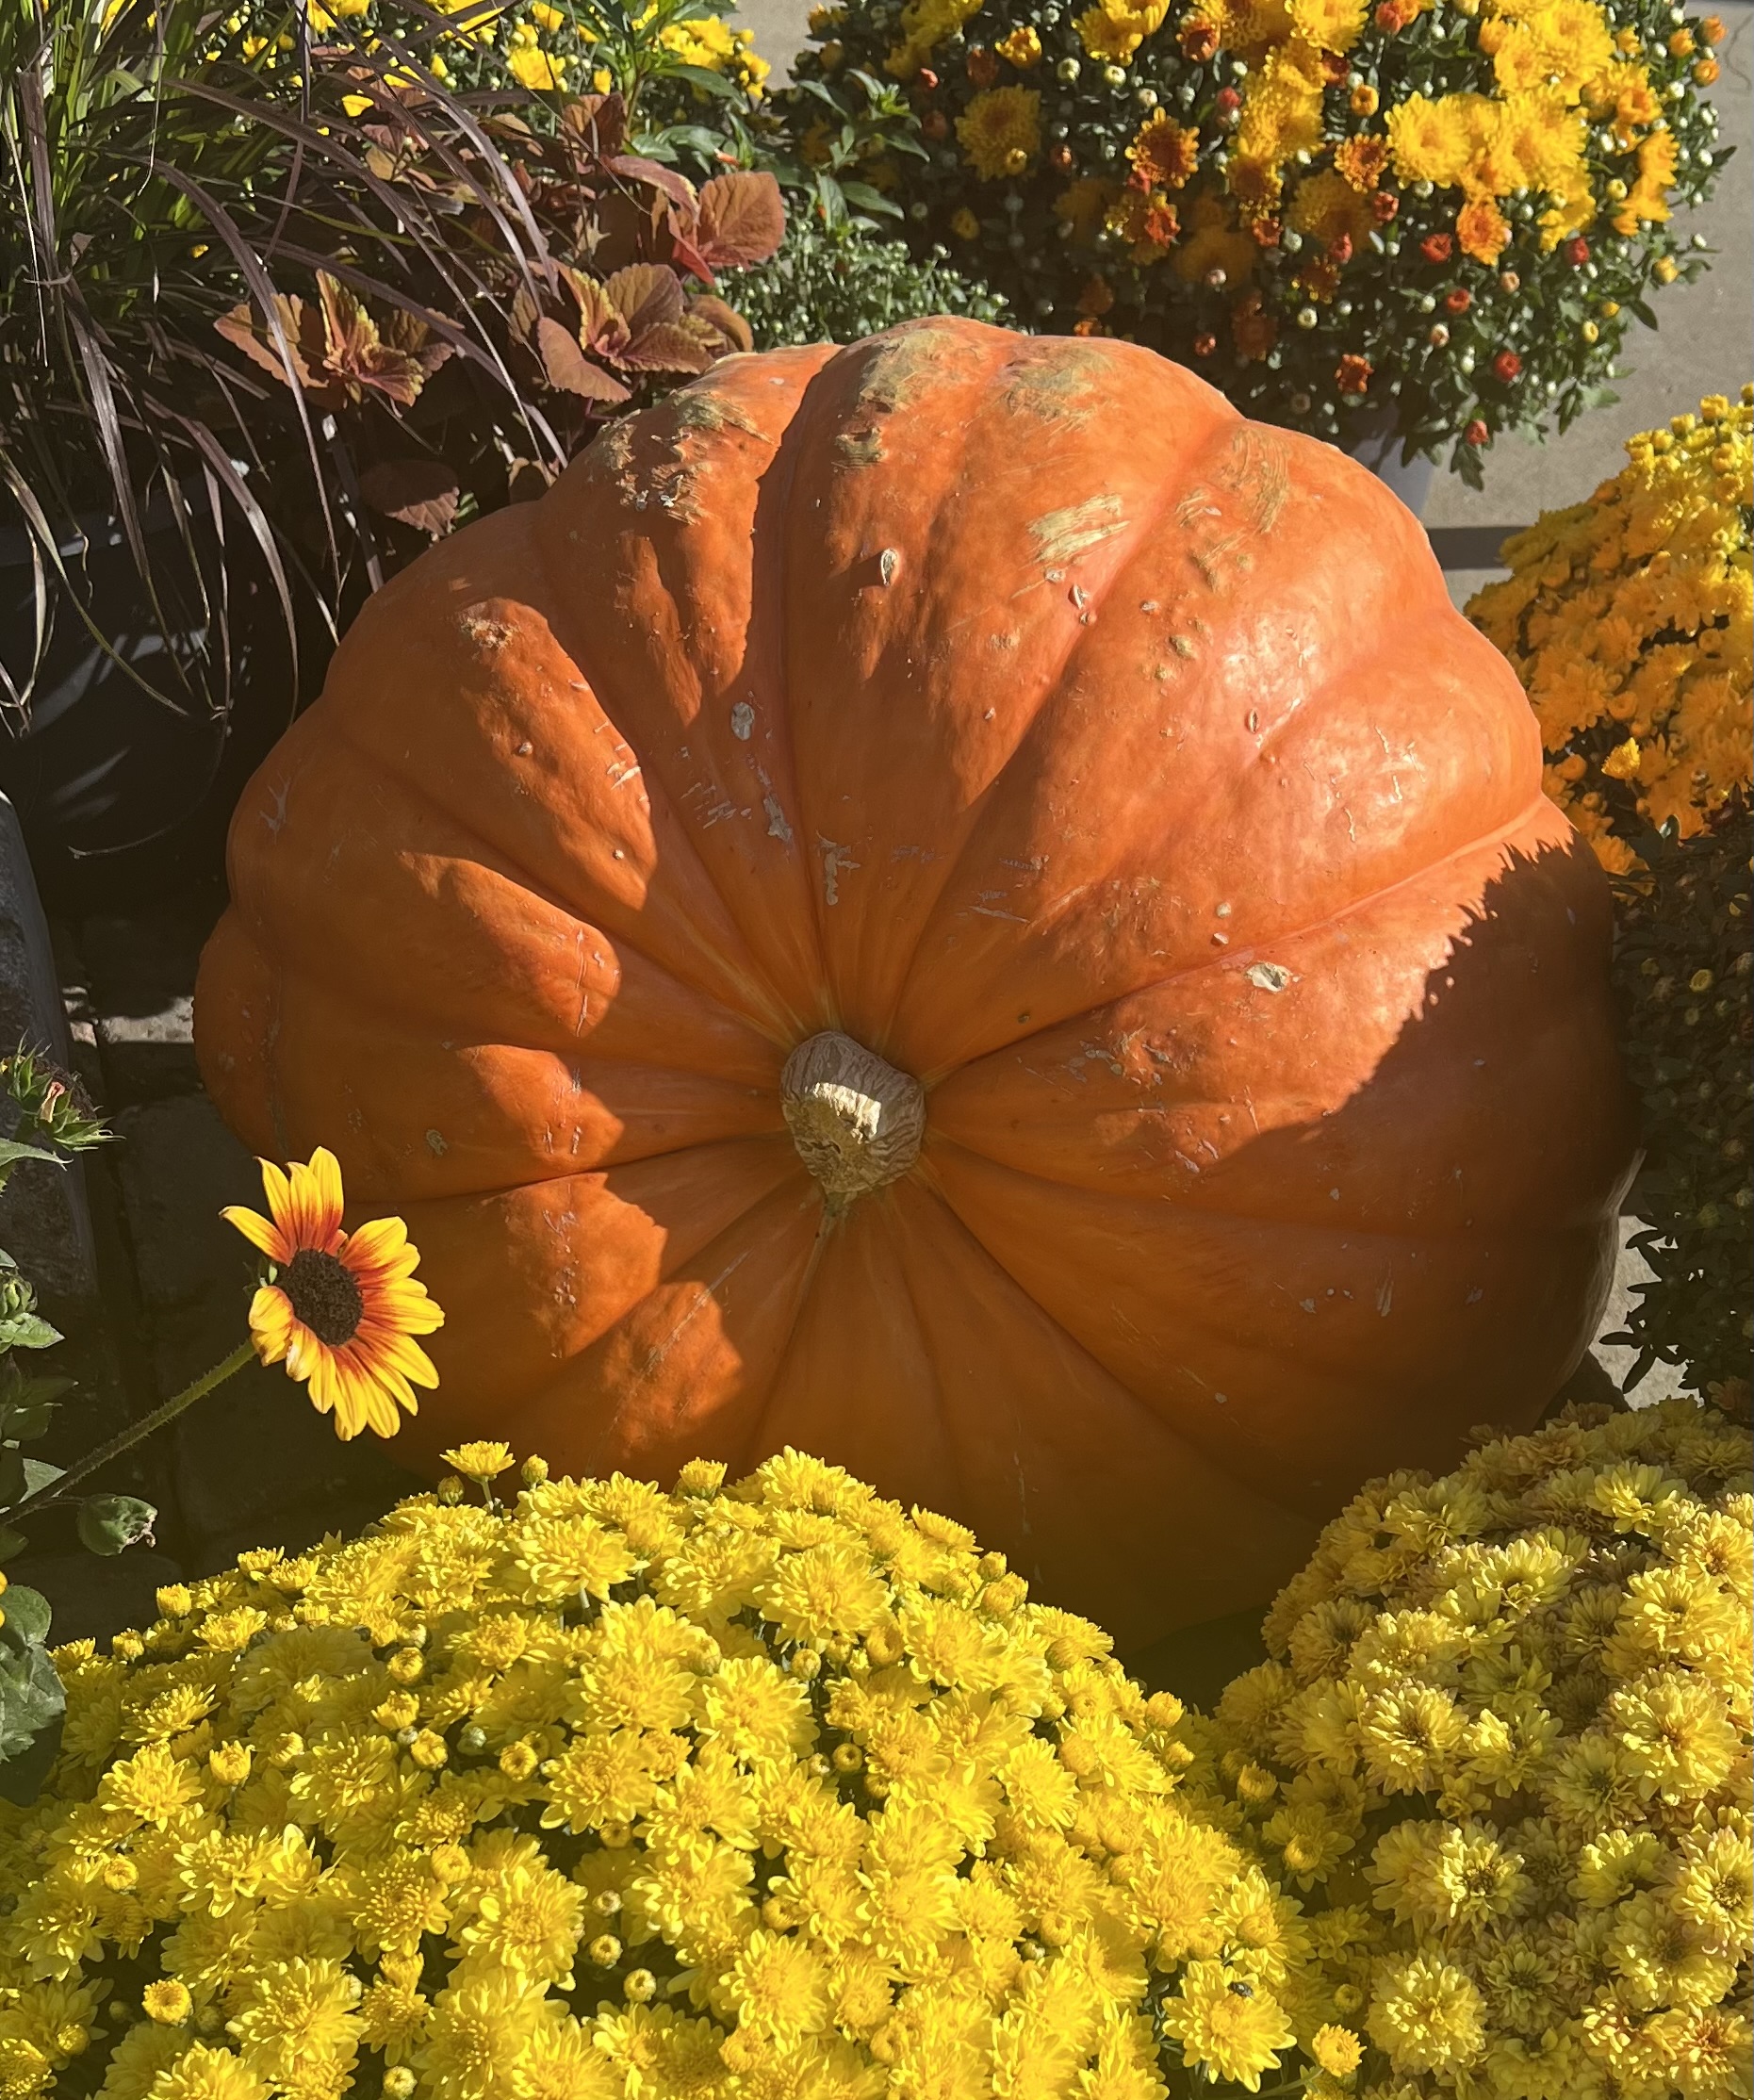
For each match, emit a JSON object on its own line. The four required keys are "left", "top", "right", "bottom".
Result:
{"left": 281, "top": 1248, "right": 364, "bottom": 1346}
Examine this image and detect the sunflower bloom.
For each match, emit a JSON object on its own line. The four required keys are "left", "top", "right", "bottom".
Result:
{"left": 222, "top": 1147, "right": 443, "bottom": 1440}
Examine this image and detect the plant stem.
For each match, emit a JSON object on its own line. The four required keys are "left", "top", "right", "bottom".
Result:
{"left": 8, "top": 1340, "right": 257, "bottom": 1522}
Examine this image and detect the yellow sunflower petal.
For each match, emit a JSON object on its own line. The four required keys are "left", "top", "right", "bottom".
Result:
{"left": 286, "top": 1326, "right": 327, "bottom": 1392}
{"left": 361, "top": 1358, "right": 418, "bottom": 1419}
{"left": 311, "top": 1345, "right": 356, "bottom": 1424}
{"left": 246, "top": 1285, "right": 296, "bottom": 1365}
{"left": 287, "top": 1146, "right": 346, "bottom": 1253}
{"left": 362, "top": 1330, "right": 441, "bottom": 1388}
{"left": 344, "top": 1335, "right": 422, "bottom": 1415}
{"left": 368, "top": 1287, "right": 445, "bottom": 1335}
{"left": 258, "top": 1157, "right": 298, "bottom": 1240}
{"left": 349, "top": 1242, "right": 425, "bottom": 1289}
{"left": 355, "top": 1374, "right": 409, "bottom": 1438}
{"left": 343, "top": 1215, "right": 411, "bottom": 1269}
{"left": 327, "top": 1354, "right": 388, "bottom": 1439}
{"left": 221, "top": 1204, "right": 292, "bottom": 1264}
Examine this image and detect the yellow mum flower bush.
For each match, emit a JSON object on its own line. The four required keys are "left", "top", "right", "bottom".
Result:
{"left": 1209, "top": 1396, "right": 1753, "bottom": 2100}
{"left": 228, "top": 0, "right": 769, "bottom": 128}
{"left": 779, "top": 0, "right": 1729, "bottom": 482}
{"left": 0, "top": 1448, "right": 1360, "bottom": 2099}
{"left": 1468, "top": 386, "right": 1752, "bottom": 877}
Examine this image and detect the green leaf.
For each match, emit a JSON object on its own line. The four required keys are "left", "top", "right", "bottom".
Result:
{"left": 76, "top": 1494, "right": 157, "bottom": 1557}
{"left": 836, "top": 182, "right": 902, "bottom": 217}
{"left": 0, "top": 1641, "right": 66, "bottom": 1804}
{"left": 0, "top": 1312, "right": 62, "bottom": 1353}
{"left": 787, "top": 76, "right": 846, "bottom": 111}
{"left": 0, "top": 1387, "right": 70, "bottom": 1444}
{"left": 0, "top": 1452, "right": 65, "bottom": 1511}
{"left": 11, "top": 1374, "right": 75, "bottom": 1408}
{"left": 0, "top": 1526, "right": 26, "bottom": 1565}
{"left": 0, "top": 1139, "right": 64, "bottom": 1175}
{"left": 665, "top": 61, "right": 741, "bottom": 98}
{"left": 0, "top": 1582, "right": 52, "bottom": 1648}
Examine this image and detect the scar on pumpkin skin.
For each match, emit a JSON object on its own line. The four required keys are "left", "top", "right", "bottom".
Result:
{"left": 1028, "top": 495, "right": 1128, "bottom": 568}
{"left": 1001, "top": 347, "right": 1106, "bottom": 425}
{"left": 831, "top": 325, "right": 991, "bottom": 467}
{"left": 1215, "top": 425, "right": 1291, "bottom": 536}
{"left": 665, "top": 389, "right": 766, "bottom": 443}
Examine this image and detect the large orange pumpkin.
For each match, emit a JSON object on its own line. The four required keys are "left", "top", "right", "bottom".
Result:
{"left": 195, "top": 320, "right": 1635, "bottom": 1649}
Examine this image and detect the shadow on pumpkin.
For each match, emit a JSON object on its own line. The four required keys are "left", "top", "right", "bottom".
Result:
{"left": 1098, "top": 829, "right": 1640, "bottom": 1696}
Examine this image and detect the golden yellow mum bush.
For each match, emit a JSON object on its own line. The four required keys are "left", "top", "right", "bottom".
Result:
{"left": 1211, "top": 1397, "right": 1753, "bottom": 2100}
{"left": 1, "top": 1448, "right": 1346, "bottom": 2100}
{"left": 785, "top": 0, "right": 1726, "bottom": 473}
{"left": 1469, "top": 386, "right": 1753, "bottom": 875}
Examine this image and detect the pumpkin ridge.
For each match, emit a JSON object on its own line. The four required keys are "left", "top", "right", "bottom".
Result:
{"left": 922, "top": 1134, "right": 1606, "bottom": 1507}
{"left": 389, "top": 1134, "right": 811, "bottom": 1433}
{"left": 781, "top": 327, "right": 1042, "bottom": 1045}
{"left": 263, "top": 992, "right": 789, "bottom": 1201}
{"left": 886, "top": 413, "right": 1512, "bottom": 1083}
{"left": 914, "top": 788, "right": 1559, "bottom": 1093}
{"left": 479, "top": 1171, "right": 827, "bottom": 1481}
{"left": 727, "top": 1179, "right": 837, "bottom": 1483}
{"left": 324, "top": 657, "right": 795, "bottom": 1046}
{"left": 922, "top": 1126, "right": 1595, "bottom": 1253}
{"left": 731, "top": 1178, "right": 974, "bottom": 1516}
{"left": 871, "top": 406, "right": 1217, "bottom": 1064}
{"left": 882, "top": 1171, "right": 1316, "bottom": 1638}
{"left": 528, "top": 378, "right": 831, "bottom": 1045}
{"left": 877, "top": 405, "right": 1352, "bottom": 1075}
{"left": 308, "top": 711, "right": 794, "bottom": 1070}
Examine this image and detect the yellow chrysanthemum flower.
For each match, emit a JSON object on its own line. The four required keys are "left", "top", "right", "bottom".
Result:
{"left": 1470, "top": 387, "right": 1753, "bottom": 861}
{"left": 1385, "top": 91, "right": 1475, "bottom": 188}
{"left": 1215, "top": 1398, "right": 1752, "bottom": 2098}
{"left": 1160, "top": 1959, "right": 1296, "bottom": 2089}
{"left": 1074, "top": 0, "right": 1170, "bottom": 61}
{"left": 1287, "top": 0, "right": 1366, "bottom": 50}
{"left": 505, "top": 40, "right": 566, "bottom": 87}
{"left": 956, "top": 85, "right": 1043, "bottom": 180}
{"left": 2, "top": 1450, "right": 1321, "bottom": 2099}
{"left": 442, "top": 1438, "right": 516, "bottom": 1483}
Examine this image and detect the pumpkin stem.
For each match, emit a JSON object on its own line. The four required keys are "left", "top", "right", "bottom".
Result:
{"left": 780, "top": 1031, "right": 926, "bottom": 1204}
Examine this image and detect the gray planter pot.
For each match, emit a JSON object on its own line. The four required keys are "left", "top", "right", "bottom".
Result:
{"left": 0, "top": 790, "right": 96, "bottom": 1303}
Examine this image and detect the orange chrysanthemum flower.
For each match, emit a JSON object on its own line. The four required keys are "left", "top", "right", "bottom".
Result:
{"left": 221, "top": 1147, "right": 444, "bottom": 1440}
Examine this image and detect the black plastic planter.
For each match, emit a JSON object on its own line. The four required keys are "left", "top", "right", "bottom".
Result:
{"left": 0, "top": 485, "right": 311, "bottom": 913}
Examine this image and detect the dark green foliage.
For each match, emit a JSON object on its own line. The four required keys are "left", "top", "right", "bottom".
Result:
{"left": 720, "top": 214, "right": 1009, "bottom": 349}
{"left": 1608, "top": 801, "right": 1753, "bottom": 1403}
{"left": 0, "top": 1046, "right": 119, "bottom": 1801}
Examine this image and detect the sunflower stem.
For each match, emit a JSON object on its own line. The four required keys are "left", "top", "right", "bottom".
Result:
{"left": 9, "top": 1340, "right": 258, "bottom": 1522}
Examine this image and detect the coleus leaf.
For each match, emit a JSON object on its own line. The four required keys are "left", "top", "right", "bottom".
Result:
{"left": 534, "top": 317, "right": 632, "bottom": 403}
{"left": 358, "top": 458, "right": 463, "bottom": 536}
{"left": 685, "top": 292, "right": 753, "bottom": 357}
{"left": 693, "top": 171, "right": 786, "bottom": 269}
{"left": 606, "top": 155, "right": 699, "bottom": 215}
{"left": 560, "top": 91, "right": 627, "bottom": 158}
{"left": 315, "top": 276, "right": 451, "bottom": 409}
{"left": 214, "top": 294, "right": 326, "bottom": 394}
{"left": 602, "top": 264, "right": 685, "bottom": 340}
{"left": 616, "top": 318, "right": 721, "bottom": 376}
